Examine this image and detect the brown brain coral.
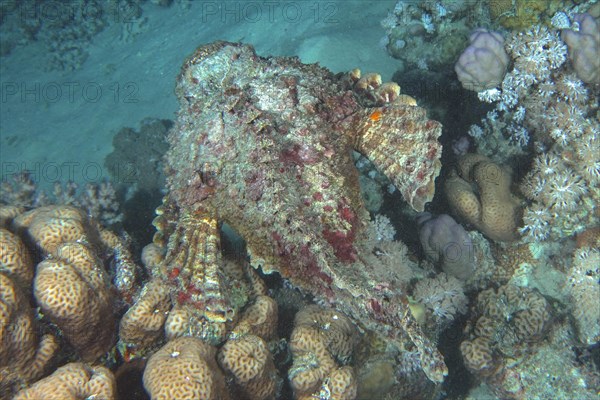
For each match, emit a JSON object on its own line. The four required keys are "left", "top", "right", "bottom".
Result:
{"left": 231, "top": 295, "right": 278, "bottom": 341}
{"left": 460, "top": 337, "right": 497, "bottom": 377}
{"left": 0, "top": 228, "right": 34, "bottom": 289}
{"left": 13, "top": 205, "right": 90, "bottom": 256}
{"left": 34, "top": 242, "right": 115, "bottom": 361}
{"left": 218, "top": 334, "right": 279, "bottom": 400}
{"left": 288, "top": 305, "right": 359, "bottom": 399}
{"left": 0, "top": 205, "right": 24, "bottom": 228}
{"left": 294, "top": 305, "right": 358, "bottom": 365}
{"left": 143, "top": 336, "right": 229, "bottom": 400}
{"left": 289, "top": 325, "right": 337, "bottom": 396}
{"left": 320, "top": 366, "right": 358, "bottom": 400}
{"left": 12, "top": 362, "right": 116, "bottom": 400}
{"left": 461, "top": 283, "right": 552, "bottom": 397}
{"left": 445, "top": 154, "right": 523, "bottom": 242}
{"left": 0, "top": 273, "right": 58, "bottom": 395}
{"left": 118, "top": 278, "right": 171, "bottom": 356}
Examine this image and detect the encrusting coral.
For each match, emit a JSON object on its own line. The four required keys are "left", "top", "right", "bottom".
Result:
{"left": 143, "top": 336, "right": 229, "bottom": 400}
{"left": 12, "top": 362, "right": 116, "bottom": 400}
{"left": 445, "top": 153, "right": 522, "bottom": 242}
{"left": 460, "top": 284, "right": 552, "bottom": 398}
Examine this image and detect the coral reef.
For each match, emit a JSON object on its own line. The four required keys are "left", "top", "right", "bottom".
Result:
{"left": 0, "top": 201, "right": 139, "bottom": 397}
{"left": 143, "top": 336, "right": 229, "bottom": 400}
{"left": 455, "top": 29, "right": 510, "bottom": 91}
{"left": 105, "top": 118, "right": 172, "bottom": 193}
{"left": 380, "top": 1, "right": 479, "bottom": 73}
{"left": 445, "top": 154, "right": 523, "bottom": 242}
{"left": 12, "top": 362, "right": 116, "bottom": 400}
{"left": 461, "top": 21, "right": 599, "bottom": 245}
{"left": 5, "top": 3, "right": 597, "bottom": 395}
{"left": 445, "top": 18, "right": 600, "bottom": 388}
{"left": 0, "top": 171, "right": 123, "bottom": 227}
{"left": 153, "top": 41, "right": 446, "bottom": 383}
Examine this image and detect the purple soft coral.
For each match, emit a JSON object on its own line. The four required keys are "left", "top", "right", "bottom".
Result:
{"left": 561, "top": 13, "right": 600, "bottom": 84}
{"left": 455, "top": 29, "right": 509, "bottom": 92}
{"left": 417, "top": 213, "right": 474, "bottom": 281}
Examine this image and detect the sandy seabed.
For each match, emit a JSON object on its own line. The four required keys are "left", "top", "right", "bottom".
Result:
{"left": 0, "top": 0, "right": 399, "bottom": 189}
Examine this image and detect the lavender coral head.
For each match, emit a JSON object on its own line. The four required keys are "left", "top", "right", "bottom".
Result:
{"left": 455, "top": 29, "right": 509, "bottom": 92}
{"left": 561, "top": 14, "right": 600, "bottom": 84}
{"left": 417, "top": 212, "right": 474, "bottom": 281}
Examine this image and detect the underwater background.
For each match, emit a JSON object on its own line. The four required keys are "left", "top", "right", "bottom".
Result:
{"left": 0, "top": 1, "right": 598, "bottom": 399}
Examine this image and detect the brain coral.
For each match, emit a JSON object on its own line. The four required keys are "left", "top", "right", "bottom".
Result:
{"left": 445, "top": 154, "right": 522, "bottom": 242}
{"left": 0, "top": 228, "right": 34, "bottom": 289}
{"left": 460, "top": 283, "right": 552, "bottom": 395}
{"left": 118, "top": 278, "right": 171, "bottom": 356}
{"left": 143, "top": 336, "right": 229, "bottom": 400}
{"left": 288, "top": 305, "right": 359, "bottom": 399}
{"left": 12, "top": 362, "right": 116, "bottom": 400}
{"left": 218, "top": 334, "right": 279, "bottom": 400}
{"left": 0, "top": 273, "right": 58, "bottom": 395}
{"left": 34, "top": 242, "right": 116, "bottom": 361}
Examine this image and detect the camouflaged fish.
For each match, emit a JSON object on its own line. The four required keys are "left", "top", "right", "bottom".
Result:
{"left": 152, "top": 42, "right": 446, "bottom": 382}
